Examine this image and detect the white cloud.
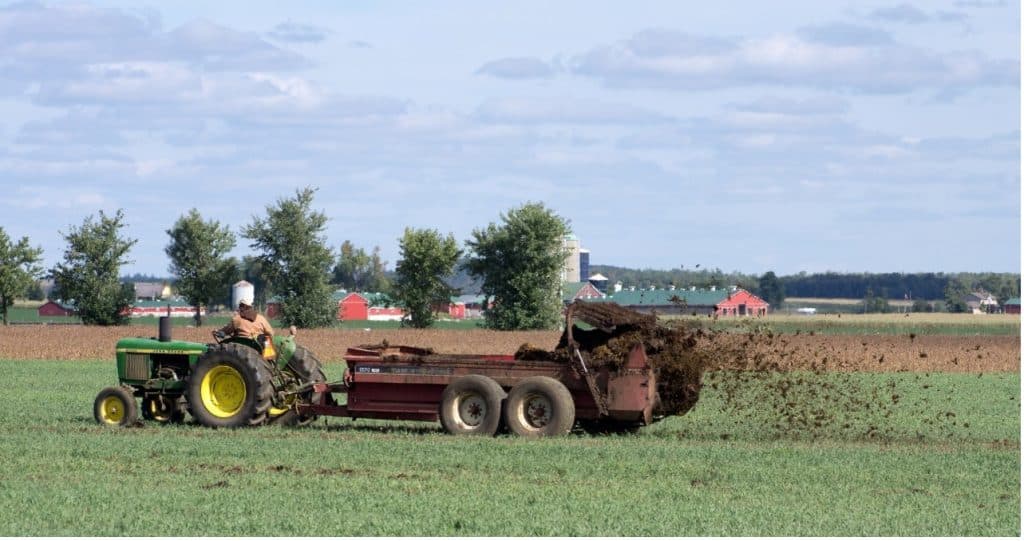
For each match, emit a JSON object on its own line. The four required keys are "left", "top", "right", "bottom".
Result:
{"left": 476, "top": 57, "right": 557, "bottom": 79}
{"left": 474, "top": 97, "right": 668, "bottom": 125}
{"left": 570, "top": 27, "right": 1017, "bottom": 93}
{"left": 266, "top": 21, "right": 332, "bottom": 43}
{"left": 0, "top": 2, "right": 309, "bottom": 100}
{"left": 0, "top": 185, "right": 113, "bottom": 210}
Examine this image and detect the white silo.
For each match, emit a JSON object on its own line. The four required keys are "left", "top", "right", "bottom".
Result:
{"left": 562, "top": 235, "right": 581, "bottom": 283}
{"left": 232, "top": 280, "right": 254, "bottom": 310}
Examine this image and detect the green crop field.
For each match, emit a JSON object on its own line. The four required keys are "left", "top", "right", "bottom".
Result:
{"left": 0, "top": 360, "right": 1017, "bottom": 536}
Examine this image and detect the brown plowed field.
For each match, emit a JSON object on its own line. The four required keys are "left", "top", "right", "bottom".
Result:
{"left": 0, "top": 325, "right": 1018, "bottom": 373}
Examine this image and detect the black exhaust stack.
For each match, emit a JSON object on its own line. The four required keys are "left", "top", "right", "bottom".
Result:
{"left": 159, "top": 316, "right": 172, "bottom": 342}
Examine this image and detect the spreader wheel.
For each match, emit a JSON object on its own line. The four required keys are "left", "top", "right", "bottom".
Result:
{"left": 439, "top": 375, "right": 506, "bottom": 436}
{"left": 504, "top": 376, "right": 575, "bottom": 437}
{"left": 94, "top": 386, "right": 138, "bottom": 427}
{"left": 142, "top": 395, "right": 187, "bottom": 424}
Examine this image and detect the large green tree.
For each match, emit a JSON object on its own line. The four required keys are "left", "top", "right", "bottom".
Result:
{"left": 333, "top": 241, "right": 390, "bottom": 293}
{"left": 393, "top": 228, "right": 461, "bottom": 328}
{"left": 50, "top": 209, "right": 137, "bottom": 325}
{"left": 165, "top": 209, "right": 237, "bottom": 325}
{"left": 0, "top": 228, "right": 44, "bottom": 325}
{"left": 757, "top": 271, "right": 785, "bottom": 308}
{"left": 243, "top": 187, "right": 335, "bottom": 328}
{"left": 944, "top": 278, "right": 971, "bottom": 313}
{"left": 464, "top": 202, "right": 570, "bottom": 330}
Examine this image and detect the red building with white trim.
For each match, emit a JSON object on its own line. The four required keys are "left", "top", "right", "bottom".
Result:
{"left": 339, "top": 293, "right": 369, "bottom": 321}
{"left": 715, "top": 289, "right": 769, "bottom": 316}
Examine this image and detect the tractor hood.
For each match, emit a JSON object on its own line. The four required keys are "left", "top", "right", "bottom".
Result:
{"left": 115, "top": 337, "right": 209, "bottom": 354}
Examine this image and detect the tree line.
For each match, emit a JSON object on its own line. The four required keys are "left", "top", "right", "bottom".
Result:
{"left": 1, "top": 186, "right": 1019, "bottom": 326}
{"left": 0, "top": 188, "right": 571, "bottom": 330}
{"left": 588, "top": 266, "right": 1019, "bottom": 308}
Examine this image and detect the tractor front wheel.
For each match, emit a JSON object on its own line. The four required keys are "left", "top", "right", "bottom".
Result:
{"left": 187, "top": 343, "right": 273, "bottom": 428}
{"left": 94, "top": 386, "right": 138, "bottom": 427}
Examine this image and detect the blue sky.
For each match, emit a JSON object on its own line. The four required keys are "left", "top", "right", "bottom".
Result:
{"left": 0, "top": 0, "right": 1019, "bottom": 276}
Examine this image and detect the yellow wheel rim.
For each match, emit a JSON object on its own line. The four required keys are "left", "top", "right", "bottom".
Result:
{"left": 148, "top": 398, "right": 171, "bottom": 422}
{"left": 100, "top": 396, "right": 126, "bottom": 424}
{"left": 201, "top": 365, "right": 247, "bottom": 418}
{"left": 268, "top": 394, "right": 295, "bottom": 418}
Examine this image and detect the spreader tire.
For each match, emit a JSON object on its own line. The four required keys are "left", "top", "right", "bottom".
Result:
{"left": 504, "top": 376, "right": 575, "bottom": 437}
{"left": 187, "top": 343, "right": 273, "bottom": 428}
{"left": 141, "top": 395, "right": 187, "bottom": 424}
{"left": 439, "top": 375, "right": 505, "bottom": 436}
{"left": 94, "top": 386, "right": 138, "bottom": 427}
{"left": 268, "top": 345, "right": 327, "bottom": 427}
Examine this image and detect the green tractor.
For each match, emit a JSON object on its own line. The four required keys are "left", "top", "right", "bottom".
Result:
{"left": 93, "top": 318, "right": 328, "bottom": 428}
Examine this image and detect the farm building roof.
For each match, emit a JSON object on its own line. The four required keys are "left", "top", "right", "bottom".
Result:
{"left": 451, "top": 294, "right": 487, "bottom": 305}
{"left": 43, "top": 300, "right": 76, "bottom": 310}
{"left": 1004, "top": 297, "right": 1020, "bottom": 306}
{"left": 593, "top": 288, "right": 731, "bottom": 307}
{"left": 562, "top": 282, "right": 604, "bottom": 303}
{"left": 132, "top": 300, "right": 193, "bottom": 308}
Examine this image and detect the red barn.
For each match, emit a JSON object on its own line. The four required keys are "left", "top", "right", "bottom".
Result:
{"left": 716, "top": 289, "right": 769, "bottom": 316}
{"left": 38, "top": 301, "right": 75, "bottom": 317}
{"left": 1004, "top": 298, "right": 1020, "bottom": 314}
{"left": 449, "top": 302, "right": 466, "bottom": 319}
{"left": 339, "top": 293, "right": 369, "bottom": 321}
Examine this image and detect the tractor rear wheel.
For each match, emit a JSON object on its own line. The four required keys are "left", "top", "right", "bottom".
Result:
{"left": 504, "top": 377, "right": 575, "bottom": 437}
{"left": 142, "top": 395, "right": 187, "bottom": 424}
{"left": 439, "top": 375, "right": 505, "bottom": 436}
{"left": 187, "top": 343, "right": 273, "bottom": 428}
{"left": 94, "top": 386, "right": 138, "bottom": 427}
{"left": 268, "top": 345, "right": 327, "bottom": 427}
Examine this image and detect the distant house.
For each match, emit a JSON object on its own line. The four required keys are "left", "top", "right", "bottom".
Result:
{"left": 368, "top": 306, "right": 405, "bottom": 321}
{"left": 963, "top": 291, "right": 998, "bottom": 314}
{"left": 592, "top": 286, "right": 769, "bottom": 316}
{"left": 449, "top": 294, "right": 488, "bottom": 319}
{"left": 1004, "top": 298, "right": 1020, "bottom": 315}
{"left": 562, "top": 282, "right": 605, "bottom": 304}
{"left": 716, "top": 289, "right": 770, "bottom": 316}
{"left": 587, "top": 273, "right": 610, "bottom": 293}
{"left": 38, "top": 300, "right": 76, "bottom": 317}
{"left": 134, "top": 282, "right": 171, "bottom": 300}
{"left": 338, "top": 292, "right": 369, "bottom": 321}
{"left": 128, "top": 300, "right": 203, "bottom": 318}
{"left": 265, "top": 290, "right": 403, "bottom": 321}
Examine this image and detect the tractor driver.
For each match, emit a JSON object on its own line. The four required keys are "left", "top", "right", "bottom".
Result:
{"left": 216, "top": 292, "right": 274, "bottom": 340}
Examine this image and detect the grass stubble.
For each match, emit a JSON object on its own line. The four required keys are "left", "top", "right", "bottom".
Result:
{"left": 0, "top": 311, "right": 1018, "bottom": 536}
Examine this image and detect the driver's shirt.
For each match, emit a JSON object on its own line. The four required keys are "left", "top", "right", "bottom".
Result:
{"left": 219, "top": 312, "right": 274, "bottom": 339}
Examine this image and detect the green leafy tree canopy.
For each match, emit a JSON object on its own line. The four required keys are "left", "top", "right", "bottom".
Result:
{"left": 465, "top": 202, "right": 570, "bottom": 330}
{"left": 243, "top": 187, "right": 335, "bottom": 328}
{"left": 757, "top": 271, "right": 785, "bottom": 308}
{"left": 165, "top": 209, "right": 237, "bottom": 325}
{"left": 394, "top": 228, "right": 461, "bottom": 328}
{"left": 944, "top": 278, "right": 971, "bottom": 313}
{"left": 333, "top": 241, "right": 390, "bottom": 293}
{"left": 50, "top": 209, "right": 137, "bottom": 326}
{"left": 0, "top": 227, "right": 44, "bottom": 325}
